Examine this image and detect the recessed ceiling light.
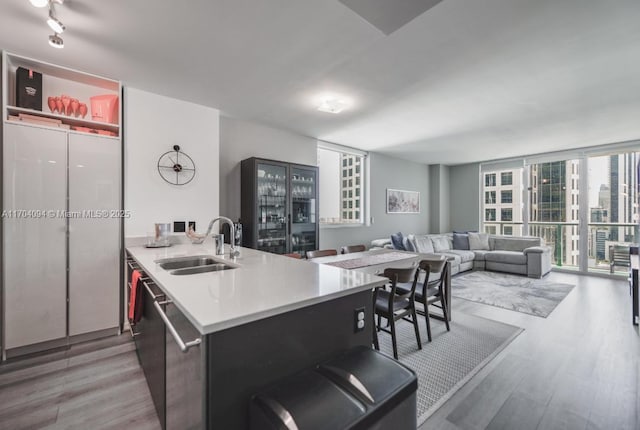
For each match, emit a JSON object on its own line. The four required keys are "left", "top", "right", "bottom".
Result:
{"left": 47, "top": 11, "right": 65, "bottom": 33}
{"left": 48, "top": 33, "right": 64, "bottom": 48}
{"left": 317, "top": 99, "right": 348, "bottom": 114}
{"left": 47, "top": 160, "right": 57, "bottom": 164}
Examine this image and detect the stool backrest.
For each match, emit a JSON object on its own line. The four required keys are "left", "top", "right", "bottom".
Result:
{"left": 341, "top": 244, "right": 366, "bottom": 254}
{"left": 306, "top": 249, "right": 338, "bottom": 259}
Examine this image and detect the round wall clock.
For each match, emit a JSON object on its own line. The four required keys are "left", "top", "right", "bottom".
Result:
{"left": 157, "top": 145, "right": 196, "bottom": 185}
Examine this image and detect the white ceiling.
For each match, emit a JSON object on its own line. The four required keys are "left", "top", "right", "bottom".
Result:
{"left": 1, "top": 0, "right": 640, "bottom": 165}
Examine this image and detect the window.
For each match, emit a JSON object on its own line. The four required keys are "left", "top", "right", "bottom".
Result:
{"left": 485, "top": 209, "right": 496, "bottom": 221}
{"left": 485, "top": 173, "right": 496, "bottom": 187}
{"left": 318, "top": 145, "right": 367, "bottom": 225}
{"left": 485, "top": 225, "right": 497, "bottom": 234}
{"left": 501, "top": 172, "right": 513, "bottom": 185}
{"left": 485, "top": 191, "right": 496, "bottom": 204}
{"left": 504, "top": 226, "right": 513, "bottom": 235}
{"left": 501, "top": 208, "right": 513, "bottom": 221}
{"left": 501, "top": 190, "right": 513, "bottom": 204}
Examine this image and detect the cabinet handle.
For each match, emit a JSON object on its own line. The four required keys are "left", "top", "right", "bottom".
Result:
{"left": 143, "top": 281, "right": 164, "bottom": 301}
{"left": 153, "top": 301, "right": 201, "bottom": 353}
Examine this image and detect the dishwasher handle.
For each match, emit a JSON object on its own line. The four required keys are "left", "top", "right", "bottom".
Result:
{"left": 153, "top": 301, "right": 202, "bottom": 353}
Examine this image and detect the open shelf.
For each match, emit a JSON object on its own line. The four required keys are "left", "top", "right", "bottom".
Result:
{"left": 7, "top": 105, "right": 119, "bottom": 134}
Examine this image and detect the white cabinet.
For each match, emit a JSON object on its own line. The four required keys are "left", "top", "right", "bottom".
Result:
{"left": 68, "top": 133, "right": 121, "bottom": 336}
{"left": 3, "top": 123, "right": 68, "bottom": 349}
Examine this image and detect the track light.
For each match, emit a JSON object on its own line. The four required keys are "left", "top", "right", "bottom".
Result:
{"left": 29, "top": 0, "right": 49, "bottom": 7}
{"left": 47, "top": 10, "right": 65, "bottom": 33}
{"left": 48, "top": 33, "right": 64, "bottom": 49}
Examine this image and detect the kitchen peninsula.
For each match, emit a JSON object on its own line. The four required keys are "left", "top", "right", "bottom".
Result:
{"left": 126, "top": 243, "right": 387, "bottom": 429}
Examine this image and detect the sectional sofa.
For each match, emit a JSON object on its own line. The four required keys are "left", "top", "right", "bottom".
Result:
{"left": 371, "top": 232, "right": 552, "bottom": 278}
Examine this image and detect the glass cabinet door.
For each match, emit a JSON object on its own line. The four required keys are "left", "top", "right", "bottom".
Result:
{"left": 290, "top": 167, "right": 317, "bottom": 256}
{"left": 256, "top": 162, "right": 288, "bottom": 254}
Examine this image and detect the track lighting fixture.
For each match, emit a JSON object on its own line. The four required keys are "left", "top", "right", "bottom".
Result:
{"left": 48, "top": 33, "right": 64, "bottom": 49}
{"left": 47, "top": 10, "right": 65, "bottom": 33}
{"left": 28, "top": 0, "right": 66, "bottom": 48}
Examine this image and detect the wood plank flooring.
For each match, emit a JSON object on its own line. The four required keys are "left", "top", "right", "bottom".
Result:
{"left": 0, "top": 272, "right": 636, "bottom": 429}
{"left": 0, "top": 335, "right": 161, "bottom": 430}
{"left": 420, "top": 272, "right": 640, "bottom": 430}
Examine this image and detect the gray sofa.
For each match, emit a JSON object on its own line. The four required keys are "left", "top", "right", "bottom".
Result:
{"left": 371, "top": 233, "right": 552, "bottom": 278}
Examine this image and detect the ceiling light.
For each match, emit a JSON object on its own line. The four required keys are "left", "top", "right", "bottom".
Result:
{"left": 317, "top": 99, "right": 348, "bottom": 114}
{"left": 47, "top": 11, "right": 65, "bottom": 33}
{"left": 49, "top": 33, "right": 64, "bottom": 48}
{"left": 29, "top": 0, "right": 49, "bottom": 8}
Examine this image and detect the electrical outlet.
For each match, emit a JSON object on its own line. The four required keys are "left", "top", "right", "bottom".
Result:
{"left": 188, "top": 221, "right": 196, "bottom": 232}
{"left": 354, "top": 307, "right": 365, "bottom": 332}
{"left": 173, "top": 221, "right": 186, "bottom": 233}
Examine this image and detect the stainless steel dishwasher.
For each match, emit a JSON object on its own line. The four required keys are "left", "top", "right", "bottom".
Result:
{"left": 156, "top": 300, "right": 205, "bottom": 430}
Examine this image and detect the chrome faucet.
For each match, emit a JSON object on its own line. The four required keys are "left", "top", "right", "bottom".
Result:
{"left": 205, "top": 216, "right": 240, "bottom": 257}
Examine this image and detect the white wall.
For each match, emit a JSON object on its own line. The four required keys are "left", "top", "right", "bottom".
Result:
{"left": 219, "top": 116, "right": 317, "bottom": 220}
{"left": 124, "top": 88, "right": 219, "bottom": 237}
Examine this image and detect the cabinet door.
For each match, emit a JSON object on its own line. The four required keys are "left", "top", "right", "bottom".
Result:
{"left": 290, "top": 165, "right": 318, "bottom": 257}
{"left": 255, "top": 161, "right": 288, "bottom": 254}
{"left": 3, "top": 123, "right": 68, "bottom": 349}
{"left": 68, "top": 133, "right": 120, "bottom": 336}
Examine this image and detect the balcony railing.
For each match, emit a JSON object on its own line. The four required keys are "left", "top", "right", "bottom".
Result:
{"left": 483, "top": 221, "right": 639, "bottom": 273}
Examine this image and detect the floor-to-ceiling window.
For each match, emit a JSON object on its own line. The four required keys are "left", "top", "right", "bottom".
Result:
{"left": 481, "top": 145, "right": 640, "bottom": 275}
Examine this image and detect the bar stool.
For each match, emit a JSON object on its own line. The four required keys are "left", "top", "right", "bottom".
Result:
{"left": 340, "top": 244, "right": 366, "bottom": 254}
{"left": 306, "top": 249, "right": 337, "bottom": 259}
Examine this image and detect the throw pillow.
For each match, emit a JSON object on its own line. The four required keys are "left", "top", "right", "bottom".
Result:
{"left": 468, "top": 232, "right": 490, "bottom": 250}
{"left": 413, "top": 235, "right": 435, "bottom": 253}
{"left": 431, "top": 236, "right": 451, "bottom": 253}
{"left": 452, "top": 233, "right": 470, "bottom": 250}
{"left": 390, "top": 232, "right": 406, "bottom": 251}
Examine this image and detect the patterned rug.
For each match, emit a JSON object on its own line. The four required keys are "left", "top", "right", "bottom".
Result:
{"left": 377, "top": 312, "right": 522, "bottom": 426}
{"left": 451, "top": 271, "right": 575, "bottom": 318}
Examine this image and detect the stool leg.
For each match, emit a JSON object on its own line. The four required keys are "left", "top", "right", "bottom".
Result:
{"left": 441, "top": 295, "right": 450, "bottom": 331}
{"left": 424, "top": 301, "right": 433, "bottom": 342}
{"left": 411, "top": 304, "right": 422, "bottom": 350}
{"left": 390, "top": 316, "right": 398, "bottom": 359}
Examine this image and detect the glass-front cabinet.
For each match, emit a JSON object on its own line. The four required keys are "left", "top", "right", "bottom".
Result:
{"left": 241, "top": 158, "right": 319, "bottom": 256}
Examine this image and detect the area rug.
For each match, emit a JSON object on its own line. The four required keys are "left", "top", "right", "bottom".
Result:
{"left": 376, "top": 312, "right": 522, "bottom": 426}
{"left": 451, "top": 271, "right": 575, "bottom": 317}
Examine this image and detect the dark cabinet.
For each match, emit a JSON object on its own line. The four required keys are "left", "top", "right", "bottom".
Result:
{"left": 241, "top": 157, "right": 318, "bottom": 257}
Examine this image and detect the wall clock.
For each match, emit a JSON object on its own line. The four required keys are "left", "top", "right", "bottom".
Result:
{"left": 157, "top": 145, "right": 196, "bottom": 185}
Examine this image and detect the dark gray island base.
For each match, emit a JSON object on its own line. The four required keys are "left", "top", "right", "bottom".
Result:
{"left": 126, "top": 245, "right": 385, "bottom": 430}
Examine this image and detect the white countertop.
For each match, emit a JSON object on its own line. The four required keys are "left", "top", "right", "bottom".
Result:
{"left": 126, "top": 244, "right": 388, "bottom": 335}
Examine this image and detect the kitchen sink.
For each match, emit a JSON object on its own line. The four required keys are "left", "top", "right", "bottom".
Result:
{"left": 156, "top": 255, "right": 219, "bottom": 270}
{"left": 155, "top": 255, "right": 236, "bottom": 275}
{"left": 170, "top": 264, "right": 234, "bottom": 276}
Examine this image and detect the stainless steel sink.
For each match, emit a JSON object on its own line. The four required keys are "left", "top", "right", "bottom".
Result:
{"left": 170, "top": 264, "right": 234, "bottom": 276}
{"left": 155, "top": 255, "right": 236, "bottom": 275}
{"left": 156, "top": 255, "right": 218, "bottom": 270}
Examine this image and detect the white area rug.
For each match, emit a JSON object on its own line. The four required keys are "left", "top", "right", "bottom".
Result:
{"left": 451, "top": 271, "right": 575, "bottom": 318}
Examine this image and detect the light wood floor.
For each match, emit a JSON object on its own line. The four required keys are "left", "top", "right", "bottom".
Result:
{"left": 0, "top": 335, "right": 161, "bottom": 430}
{"left": 420, "top": 272, "right": 640, "bottom": 430}
{"left": 0, "top": 272, "right": 637, "bottom": 430}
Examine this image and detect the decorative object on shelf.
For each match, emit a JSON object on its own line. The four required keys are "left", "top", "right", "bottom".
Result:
{"left": 386, "top": 188, "right": 420, "bottom": 214}
{"left": 16, "top": 67, "right": 43, "bottom": 111}
{"left": 157, "top": 145, "right": 196, "bottom": 186}
{"left": 47, "top": 96, "right": 56, "bottom": 112}
{"left": 28, "top": 0, "right": 66, "bottom": 48}
{"left": 90, "top": 94, "right": 119, "bottom": 124}
{"left": 78, "top": 102, "right": 88, "bottom": 118}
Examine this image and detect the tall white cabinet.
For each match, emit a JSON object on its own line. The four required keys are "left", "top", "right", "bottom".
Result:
{"left": 1, "top": 52, "right": 122, "bottom": 359}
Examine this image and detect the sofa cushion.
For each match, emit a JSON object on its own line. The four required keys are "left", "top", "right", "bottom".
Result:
{"left": 371, "top": 238, "right": 391, "bottom": 248}
{"left": 472, "top": 250, "right": 490, "bottom": 261}
{"left": 452, "top": 233, "right": 470, "bottom": 250}
{"left": 439, "top": 252, "right": 462, "bottom": 267}
{"left": 411, "top": 235, "right": 435, "bottom": 253}
{"left": 431, "top": 235, "right": 452, "bottom": 252}
{"left": 491, "top": 236, "right": 541, "bottom": 252}
{"left": 468, "top": 232, "right": 490, "bottom": 250}
{"left": 485, "top": 250, "right": 527, "bottom": 265}
{"left": 390, "top": 232, "right": 405, "bottom": 250}
{"left": 446, "top": 249, "right": 475, "bottom": 263}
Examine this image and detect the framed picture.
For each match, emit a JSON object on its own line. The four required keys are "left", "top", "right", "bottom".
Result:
{"left": 386, "top": 189, "right": 420, "bottom": 214}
